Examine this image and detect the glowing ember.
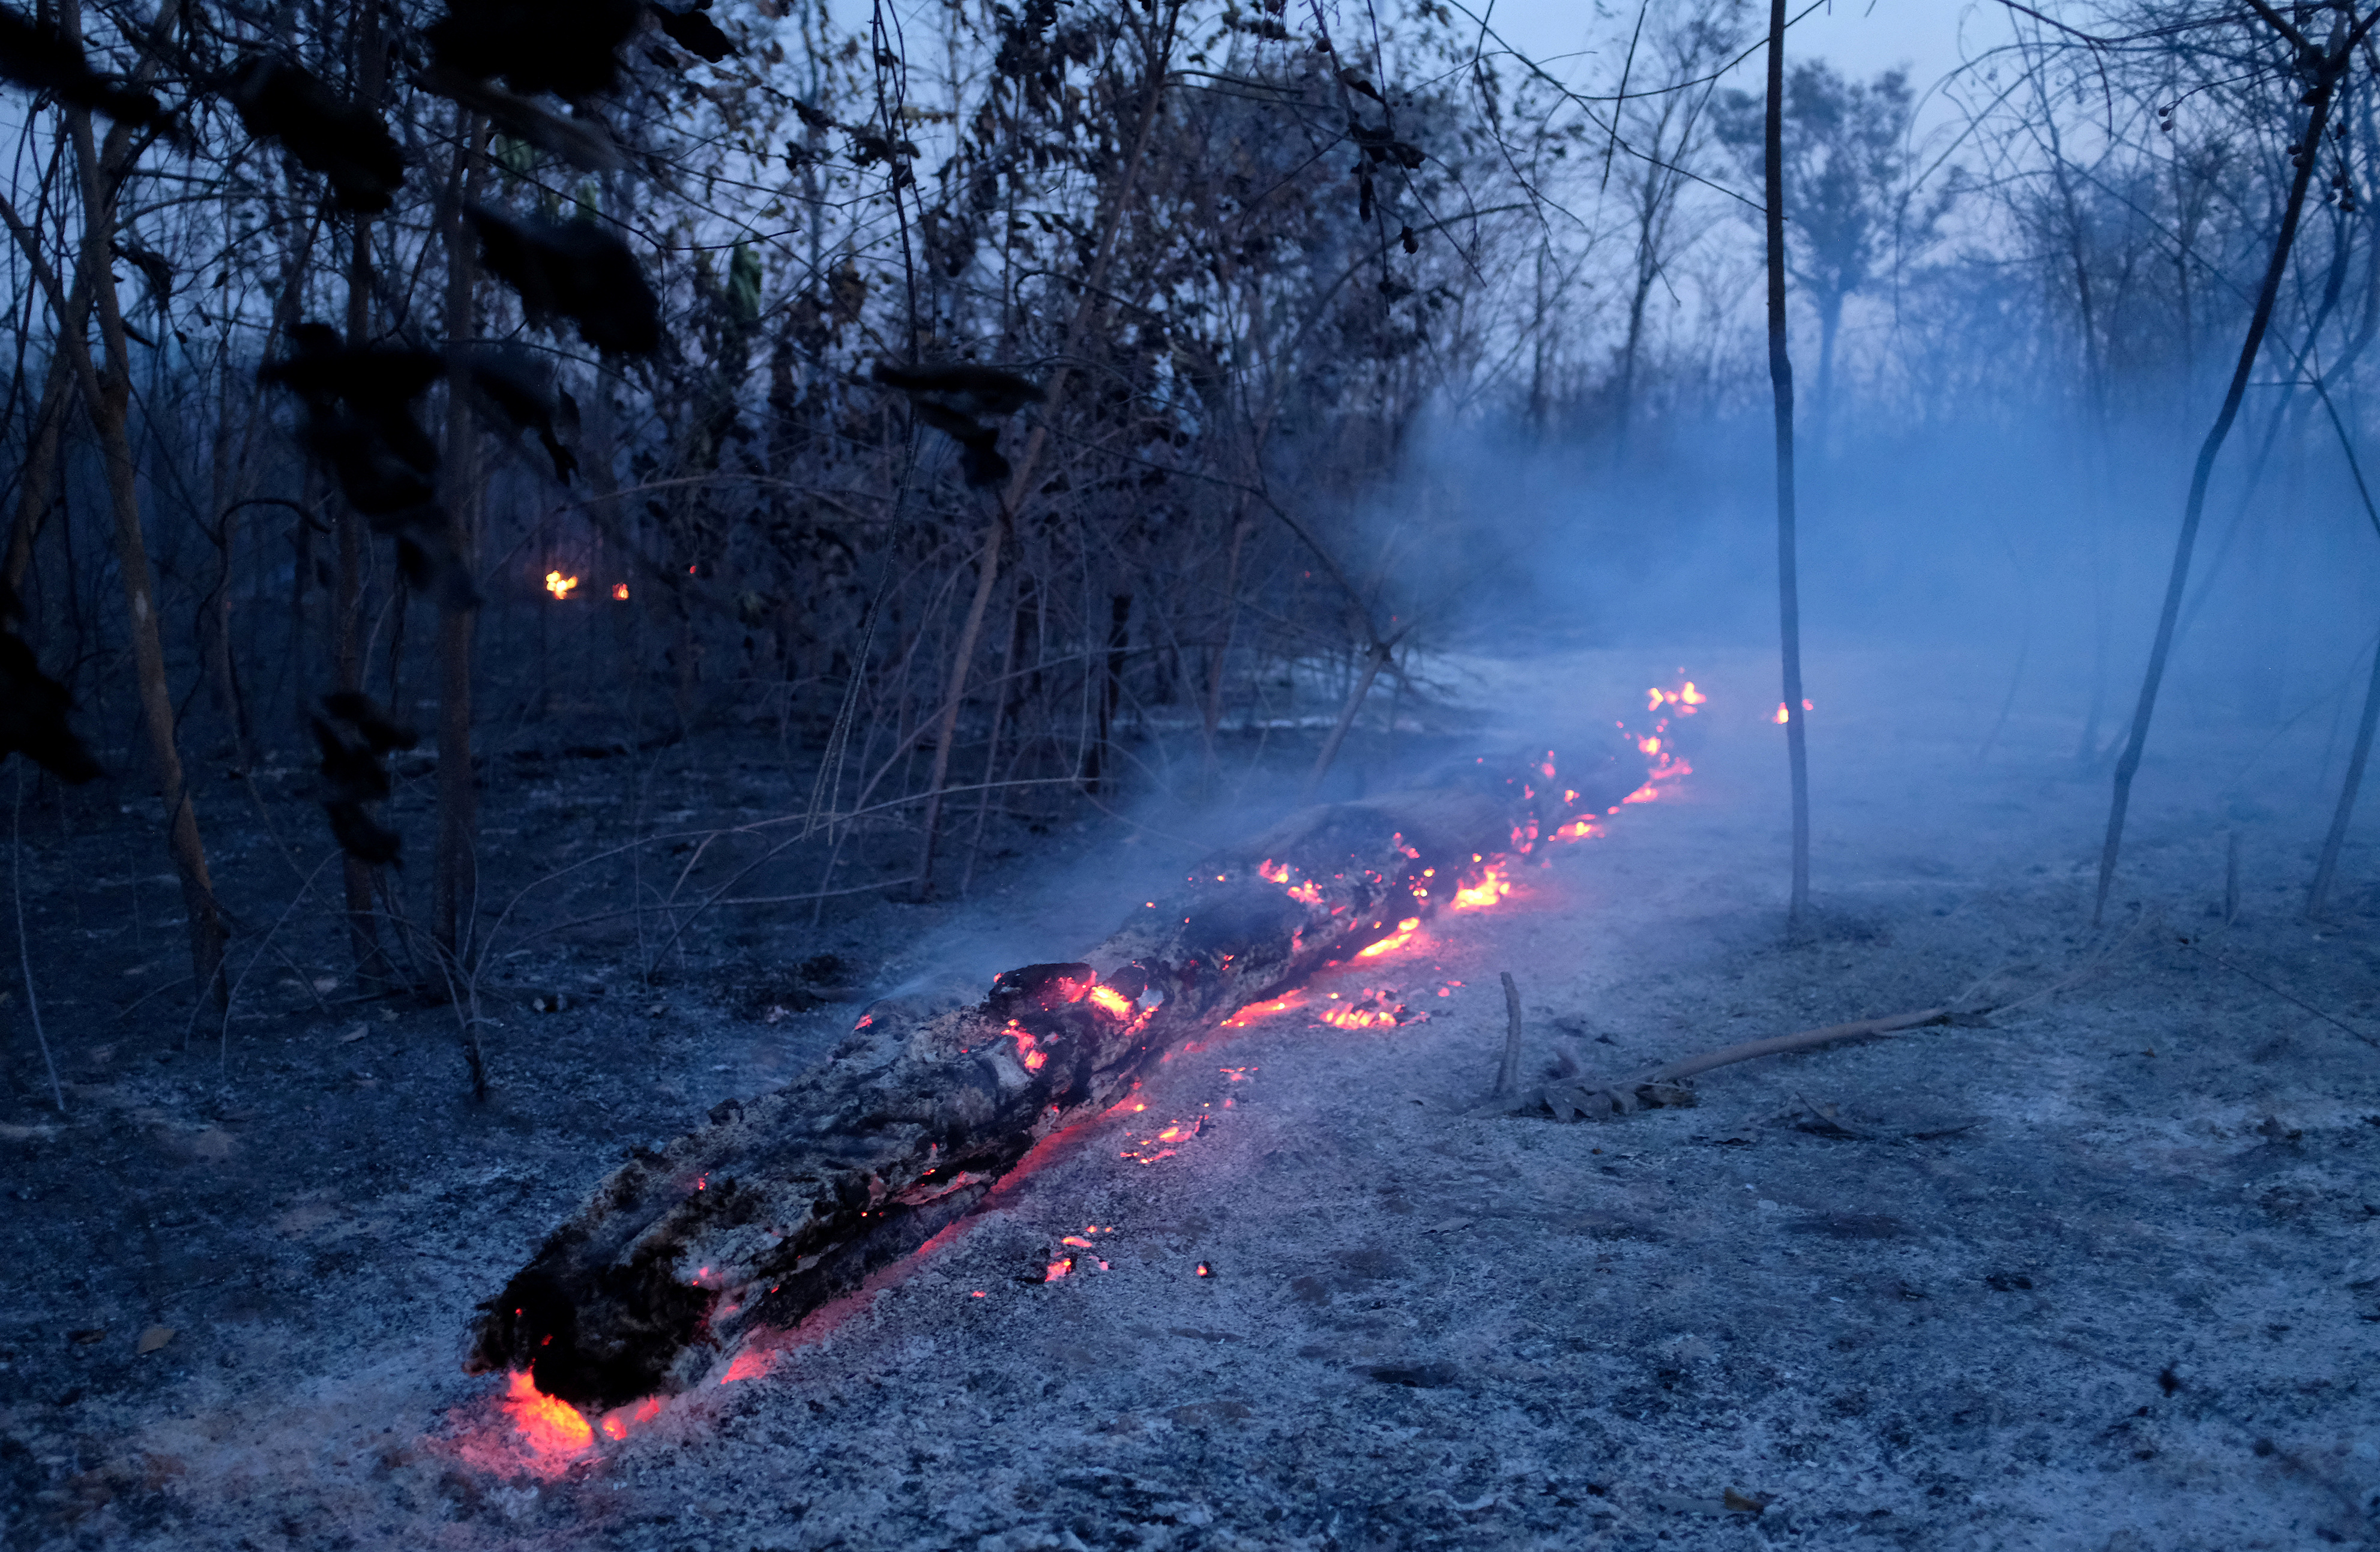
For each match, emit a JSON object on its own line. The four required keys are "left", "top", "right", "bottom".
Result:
{"left": 1222, "top": 991, "right": 1305, "bottom": 1027}
{"left": 1316, "top": 987, "right": 1424, "bottom": 1030}
{"left": 502, "top": 1370, "right": 593, "bottom": 1466}
{"left": 544, "top": 570, "right": 580, "bottom": 600}
{"left": 612, "top": 582, "right": 630, "bottom": 601}
{"left": 1452, "top": 862, "right": 1512, "bottom": 910}
{"left": 1006, "top": 1020, "right": 1049, "bottom": 1072}
{"left": 1087, "top": 984, "right": 1133, "bottom": 1019}
{"left": 598, "top": 1396, "right": 663, "bottom": 1441}
{"left": 1043, "top": 1256, "right": 1074, "bottom": 1281}
{"left": 720, "top": 1348, "right": 774, "bottom": 1385}
{"left": 1649, "top": 681, "right": 1705, "bottom": 713}
{"left": 1119, "top": 1114, "right": 1204, "bottom": 1163}
{"left": 1356, "top": 918, "right": 1421, "bottom": 958}
{"left": 1773, "top": 697, "right": 1812, "bottom": 725}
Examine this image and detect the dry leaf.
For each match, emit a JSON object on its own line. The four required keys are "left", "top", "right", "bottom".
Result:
{"left": 67, "top": 1327, "right": 107, "bottom": 1344}
{"left": 312, "top": 976, "right": 339, "bottom": 993}
{"left": 189, "top": 1128, "right": 235, "bottom": 1161}
{"left": 378, "top": 1008, "right": 399, "bottom": 1022}
{"left": 137, "top": 1326, "right": 175, "bottom": 1354}
{"left": 339, "top": 1024, "right": 369, "bottom": 1043}
{"left": 0, "top": 1122, "right": 57, "bottom": 1141}
{"left": 1723, "top": 1488, "right": 1770, "bottom": 1514}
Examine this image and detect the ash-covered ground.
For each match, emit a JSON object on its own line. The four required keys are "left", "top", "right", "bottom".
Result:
{"left": 4, "top": 647, "right": 2378, "bottom": 1551}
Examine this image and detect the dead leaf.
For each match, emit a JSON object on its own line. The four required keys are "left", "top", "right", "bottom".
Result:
{"left": 68, "top": 1328, "right": 107, "bottom": 1344}
{"left": 1423, "top": 1218, "right": 1473, "bottom": 1234}
{"left": 378, "top": 1008, "right": 399, "bottom": 1023}
{"left": 137, "top": 1326, "right": 175, "bottom": 1354}
{"left": 312, "top": 976, "right": 339, "bottom": 993}
{"left": 1723, "top": 1488, "right": 1770, "bottom": 1514}
{"left": 189, "top": 1128, "right": 235, "bottom": 1160}
{"left": 0, "top": 1122, "right": 58, "bottom": 1141}
{"left": 338, "top": 1024, "right": 369, "bottom": 1043}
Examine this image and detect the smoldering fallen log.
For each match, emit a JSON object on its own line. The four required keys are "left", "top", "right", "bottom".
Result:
{"left": 466, "top": 740, "right": 1655, "bottom": 1409}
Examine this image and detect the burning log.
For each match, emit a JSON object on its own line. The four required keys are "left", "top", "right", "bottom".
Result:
{"left": 466, "top": 739, "right": 1658, "bottom": 1409}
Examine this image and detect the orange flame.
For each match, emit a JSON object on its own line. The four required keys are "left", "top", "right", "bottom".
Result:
{"left": 544, "top": 570, "right": 580, "bottom": 600}
{"left": 502, "top": 1371, "right": 593, "bottom": 1467}
{"left": 1355, "top": 918, "right": 1421, "bottom": 958}
{"left": 612, "top": 582, "right": 630, "bottom": 601}
{"left": 719, "top": 1348, "right": 775, "bottom": 1385}
{"left": 1087, "top": 984, "right": 1133, "bottom": 1019}
{"left": 1222, "top": 991, "right": 1304, "bottom": 1027}
{"left": 598, "top": 1396, "right": 663, "bottom": 1441}
{"left": 1119, "top": 1114, "right": 1204, "bottom": 1163}
{"left": 1452, "top": 862, "right": 1512, "bottom": 910}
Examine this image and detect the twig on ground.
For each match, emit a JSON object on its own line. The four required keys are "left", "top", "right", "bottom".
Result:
{"left": 1639, "top": 1006, "right": 1953, "bottom": 1084}
{"left": 2172, "top": 934, "right": 2380, "bottom": 1049}
{"left": 1496, "top": 970, "right": 1523, "bottom": 1098}
{"left": 13, "top": 769, "right": 64, "bottom": 1113}
{"left": 1493, "top": 922, "right": 2165, "bottom": 1123}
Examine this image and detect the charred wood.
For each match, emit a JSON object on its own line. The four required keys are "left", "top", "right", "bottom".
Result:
{"left": 468, "top": 739, "right": 1652, "bottom": 1408}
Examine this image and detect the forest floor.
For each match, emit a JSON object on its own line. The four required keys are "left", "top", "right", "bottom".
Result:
{"left": 3, "top": 643, "right": 2379, "bottom": 1552}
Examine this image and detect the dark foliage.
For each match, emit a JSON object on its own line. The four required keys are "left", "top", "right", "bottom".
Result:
{"left": 650, "top": 1, "right": 734, "bottom": 64}
{"left": 468, "top": 347, "right": 578, "bottom": 483}
{"left": 225, "top": 55, "right": 404, "bottom": 212}
{"left": 469, "top": 206, "right": 662, "bottom": 357}
{"left": 424, "top": 0, "right": 641, "bottom": 99}
{"left": 0, "top": 4, "right": 158, "bottom": 125}
{"left": 310, "top": 691, "right": 418, "bottom": 865}
{"left": 0, "top": 630, "right": 102, "bottom": 785}
{"left": 872, "top": 361, "right": 1044, "bottom": 488}
{"left": 259, "top": 323, "right": 455, "bottom": 589}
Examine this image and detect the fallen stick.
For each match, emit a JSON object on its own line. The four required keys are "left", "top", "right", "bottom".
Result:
{"left": 1503, "top": 918, "right": 2171, "bottom": 1123}
{"left": 1510, "top": 1007, "right": 1951, "bottom": 1123}
{"left": 469, "top": 739, "right": 1652, "bottom": 1408}
{"left": 1495, "top": 971, "right": 1523, "bottom": 1098}
{"left": 1640, "top": 1006, "right": 1952, "bottom": 1083}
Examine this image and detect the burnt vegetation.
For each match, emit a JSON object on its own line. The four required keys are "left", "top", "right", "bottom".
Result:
{"left": 1, "top": 0, "right": 2378, "bottom": 1108}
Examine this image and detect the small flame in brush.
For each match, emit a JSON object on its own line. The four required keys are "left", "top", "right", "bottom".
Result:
{"left": 544, "top": 570, "right": 580, "bottom": 600}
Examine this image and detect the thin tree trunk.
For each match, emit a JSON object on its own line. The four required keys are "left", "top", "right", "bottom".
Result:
{"left": 1813, "top": 293, "right": 1841, "bottom": 455}
{"left": 3, "top": 349, "right": 79, "bottom": 598}
{"left": 2308, "top": 637, "right": 2380, "bottom": 918}
{"left": 959, "top": 577, "right": 1023, "bottom": 896}
{"left": 339, "top": 0, "right": 391, "bottom": 982}
{"left": 914, "top": 520, "right": 1001, "bottom": 898}
{"left": 56, "top": 94, "right": 226, "bottom": 1002}
{"left": 1301, "top": 635, "right": 1394, "bottom": 804}
{"left": 434, "top": 122, "right": 485, "bottom": 978}
{"left": 1082, "top": 591, "right": 1130, "bottom": 795}
{"left": 2095, "top": 34, "right": 2345, "bottom": 924}
{"left": 1201, "top": 511, "right": 1250, "bottom": 789}
{"left": 1764, "top": 0, "right": 1811, "bottom": 931}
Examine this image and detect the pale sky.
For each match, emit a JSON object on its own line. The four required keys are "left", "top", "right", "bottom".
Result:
{"left": 1468, "top": 0, "right": 1985, "bottom": 95}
